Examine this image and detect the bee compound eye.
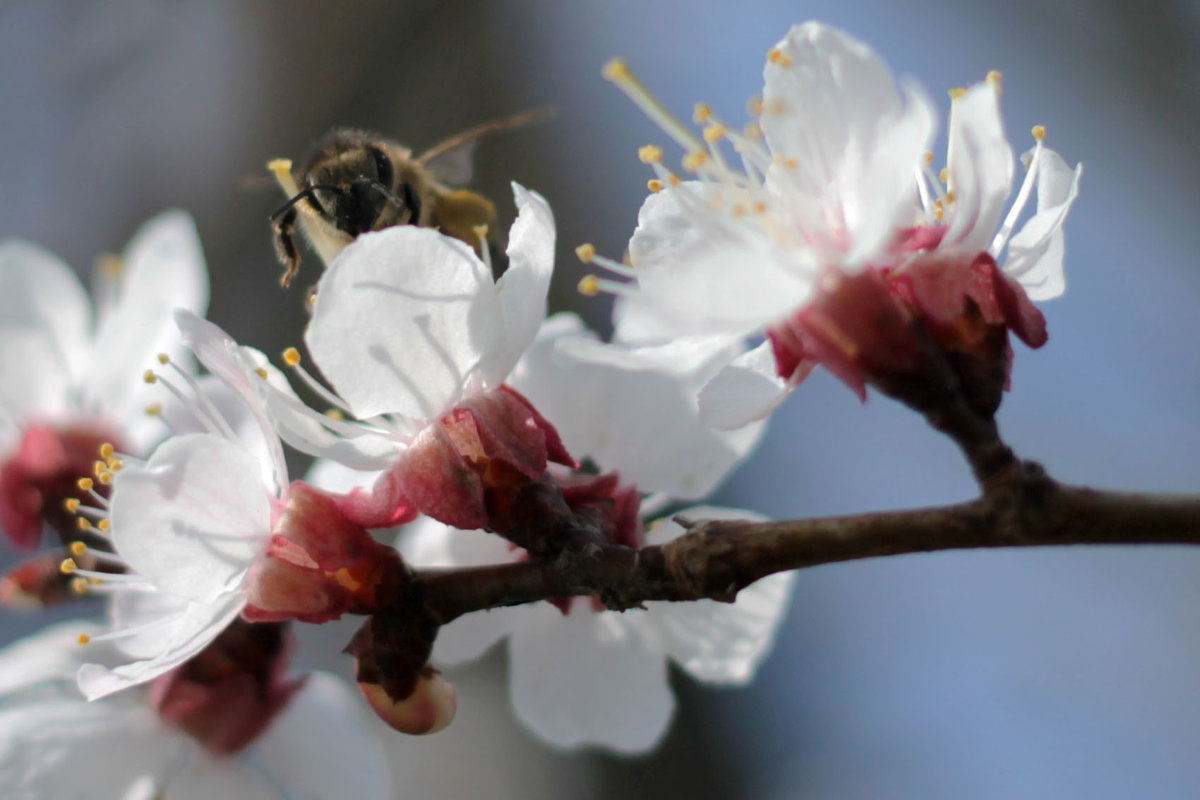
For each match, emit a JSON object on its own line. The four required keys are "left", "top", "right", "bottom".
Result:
{"left": 368, "top": 147, "right": 394, "bottom": 188}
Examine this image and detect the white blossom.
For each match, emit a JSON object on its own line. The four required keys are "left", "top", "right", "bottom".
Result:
{"left": 0, "top": 623, "right": 391, "bottom": 800}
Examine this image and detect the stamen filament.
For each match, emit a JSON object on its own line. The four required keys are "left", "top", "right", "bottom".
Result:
{"left": 165, "top": 359, "right": 240, "bottom": 443}
{"left": 603, "top": 58, "right": 706, "bottom": 155}
{"left": 989, "top": 137, "right": 1044, "bottom": 257}
{"left": 285, "top": 358, "right": 354, "bottom": 417}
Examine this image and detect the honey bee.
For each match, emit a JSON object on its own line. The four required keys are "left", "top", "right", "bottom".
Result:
{"left": 268, "top": 110, "right": 550, "bottom": 289}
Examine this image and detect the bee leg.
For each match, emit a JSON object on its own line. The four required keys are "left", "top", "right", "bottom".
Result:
{"left": 272, "top": 206, "right": 301, "bottom": 289}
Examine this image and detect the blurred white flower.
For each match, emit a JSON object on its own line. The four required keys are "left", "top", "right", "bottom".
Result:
{"left": 0, "top": 210, "right": 208, "bottom": 547}
{"left": 0, "top": 623, "right": 392, "bottom": 800}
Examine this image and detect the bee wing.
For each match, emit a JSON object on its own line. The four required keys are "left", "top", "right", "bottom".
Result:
{"left": 414, "top": 109, "right": 554, "bottom": 186}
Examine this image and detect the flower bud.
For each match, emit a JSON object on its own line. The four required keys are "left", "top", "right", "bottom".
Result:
{"left": 359, "top": 671, "right": 457, "bottom": 735}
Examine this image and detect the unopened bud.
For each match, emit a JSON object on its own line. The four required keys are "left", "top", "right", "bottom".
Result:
{"left": 359, "top": 671, "right": 456, "bottom": 735}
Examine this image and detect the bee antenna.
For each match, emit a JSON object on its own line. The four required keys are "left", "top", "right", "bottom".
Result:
{"left": 269, "top": 184, "right": 342, "bottom": 220}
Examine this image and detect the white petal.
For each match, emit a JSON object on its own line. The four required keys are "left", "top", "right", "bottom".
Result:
{"left": 0, "top": 698, "right": 179, "bottom": 800}
{"left": 641, "top": 507, "right": 795, "bottom": 684}
{"left": 480, "top": 183, "right": 556, "bottom": 386}
{"left": 256, "top": 374, "right": 400, "bottom": 471}
{"left": 238, "top": 672, "right": 393, "bottom": 800}
{"left": 624, "top": 184, "right": 816, "bottom": 341}
{"left": 944, "top": 82, "right": 1015, "bottom": 253}
{"left": 842, "top": 79, "right": 936, "bottom": 265}
{"left": 0, "top": 240, "right": 90, "bottom": 422}
{"left": 1004, "top": 150, "right": 1082, "bottom": 301}
{"left": 175, "top": 311, "right": 289, "bottom": 492}
{"left": 77, "top": 590, "right": 244, "bottom": 700}
{"left": 515, "top": 315, "right": 764, "bottom": 499}
{"left": 88, "top": 211, "right": 210, "bottom": 418}
{"left": 509, "top": 602, "right": 673, "bottom": 753}
{"left": 402, "top": 518, "right": 523, "bottom": 664}
{"left": 110, "top": 433, "right": 271, "bottom": 603}
{"left": 760, "top": 23, "right": 933, "bottom": 266}
{"left": 763, "top": 23, "right": 904, "bottom": 164}
{"left": 307, "top": 227, "right": 500, "bottom": 421}
{"left": 697, "top": 339, "right": 792, "bottom": 430}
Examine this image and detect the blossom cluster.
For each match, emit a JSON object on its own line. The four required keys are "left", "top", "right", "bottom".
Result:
{"left": 0, "top": 20, "right": 1077, "bottom": 797}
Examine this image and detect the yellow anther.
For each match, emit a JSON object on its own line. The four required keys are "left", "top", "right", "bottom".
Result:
{"left": 107, "top": 458, "right": 122, "bottom": 473}
{"left": 267, "top": 158, "right": 294, "bottom": 173}
{"left": 93, "top": 460, "right": 107, "bottom": 478}
{"left": 638, "top": 144, "right": 664, "bottom": 164}
{"left": 143, "top": 370, "right": 157, "bottom": 384}
{"left": 647, "top": 179, "right": 664, "bottom": 193}
{"left": 986, "top": 70, "right": 1002, "bottom": 86}
{"left": 935, "top": 207, "right": 945, "bottom": 221}
{"left": 64, "top": 497, "right": 80, "bottom": 513}
{"left": 949, "top": 87, "right": 967, "bottom": 101}
{"left": 601, "top": 57, "right": 631, "bottom": 82}
{"left": 1031, "top": 124, "right": 1046, "bottom": 141}
{"left": 578, "top": 275, "right": 601, "bottom": 297}
{"left": 70, "top": 578, "right": 89, "bottom": 596}
{"left": 732, "top": 205, "right": 747, "bottom": 217}
{"left": 743, "top": 121, "right": 762, "bottom": 139}
{"left": 283, "top": 347, "right": 301, "bottom": 367}
{"left": 768, "top": 101, "right": 786, "bottom": 115}
{"left": 60, "top": 558, "right": 78, "bottom": 575}
{"left": 97, "top": 254, "right": 123, "bottom": 280}
{"left": 746, "top": 96, "right": 764, "bottom": 115}
{"left": 77, "top": 477, "right": 94, "bottom": 492}
{"left": 472, "top": 224, "right": 490, "bottom": 241}
{"left": 156, "top": 353, "right": 169, "bottom": 365}
{"left": 69, "top": 541, "right": 87, "bottom": 557}
{"left": 939, "top": 167, "right": 949, "bottom": 184}
{"left": 767, "top": 47, "right": 793, "bottom": 67}
{"left": 924, "top": 150, "right": 935, "bottom": 164}
{"left": 753, "top": 201, "right": 768, "bottom": 215}
{"left": 575, "top": 244, "right": 597, "bottom": 264}
{"left": 703, "top": 124, "right": 726, "bottom": 143}
{"left": 77, "top": 518, "right": 92, "bottom": 534}
{"left": 668, "top": 174, "right": 681, "bottom": 187}
{"left": 255, "top": 367, "right": 268, "bottom": 379}
{"left": 945, "top": 191, "right": 956, "bottom": 204}
{"left": 77, "top": 633, "right": 90, "bottom": 645}
{"left": 693, "top": 103, "right": 713, "bottom": 124}
{"left": 99, "top": 443, "right": 115, "bottom": 460}
{"left": 145, "top": 403, "right": 163, "bottom": 417}
{"left": 324, "top": 409, "right": 345, "bottom": 421}
{"left": 97, "top": 471, "right": 112, "bottom": 486}
{"left": 784, "top": 157, "right": 798, "bottom": 170}
{"left": 682, "top": 150, "right": 708, "bottom": 171}
{"left": 97, "top": 519, "right": 111, "bottom": 533}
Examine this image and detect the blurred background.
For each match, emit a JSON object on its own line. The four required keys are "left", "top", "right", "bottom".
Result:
{"left": 2, "top": 0, "right": 1200, "bottom": 797}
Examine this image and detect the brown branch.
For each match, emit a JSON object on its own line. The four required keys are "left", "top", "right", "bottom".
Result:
{"left": 413, "top": 475, "right": 1200, "bottom": 625}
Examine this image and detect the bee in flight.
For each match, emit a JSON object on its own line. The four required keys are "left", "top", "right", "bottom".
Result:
{"left": 268, "top": 110, "right": 550, "bottom": 288}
